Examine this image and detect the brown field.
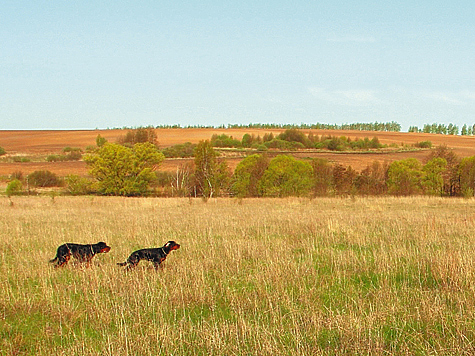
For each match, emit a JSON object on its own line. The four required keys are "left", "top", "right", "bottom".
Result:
{"left": 0, "top": 128, "right": 474, "bottom": 177}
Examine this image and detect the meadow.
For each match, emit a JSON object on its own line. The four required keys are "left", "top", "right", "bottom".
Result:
{"left": 1, "top": 196, "right": 475, "bottom": 355}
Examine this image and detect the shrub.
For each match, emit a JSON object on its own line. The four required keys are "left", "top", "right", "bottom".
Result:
{"left": 232, "top": 154, "right": 270, "bottom": 197}
{"left": 211, "top": 134, "right": 241, "bottom": 148}
{"left": 422, "top": 157, "right": 447, "bottom": 196}
{"left": 6, "top": 179, "right": 22, "bottom": 196}
{"left": 65, "top": 175, "right": 95, "bottom": 195}
{"left": 12, "top": 156, "right": 30, "bottom": 162}
{"left": 10, "top": 171, "right": 23, "bottom": 181}
{"left": 84, "top": 142, "right": 164, "bottom": 196}
{"left": 117, "top": 127, "right": 158, "bottom": 147}
{"left": 161, "top": 142, "right": 196, "bottom": 158}
{"left": 387, "top": 158, "right": 423, "bottom": 196}
{"left": 46, "top": 150, "right": 82, "bottom": 162}
{"left": 46, "top": 155, "right": 61, "bottom": 162}
{"left": 312, "top": 158, "right": 334, "bottom": 196}
{"left": 277, "top": 129, "right": 313, "bottom": 148}
{"left": 0, "top": 147, "right": 5, "bottom": 156}
{"left": 415, "top": 141, "right": 432, "bottom": 148}
{"left": 264, "top": 138, "right": 295, "bottom": 150}
{"left": 28, "top": 170, "right": 60, "bottom": 187}
{"left": 96, "top": 134, "right": 107, "bottom": 147}
{"left": 258, "top": 155, "right": 313, "bottom": 197}
{"left": 458, "top": 156, "right": 475, "bottom": 198}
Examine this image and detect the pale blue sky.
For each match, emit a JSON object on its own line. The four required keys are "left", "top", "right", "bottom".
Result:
{"left": 2, "top": 1, "right": 474, "bottom": 131}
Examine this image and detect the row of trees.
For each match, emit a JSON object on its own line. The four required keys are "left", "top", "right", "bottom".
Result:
{"left": 408, "top": 123, "right": 475, "bottom": 136}
{"left": 228, "top": 146, "right": 474, "bottom": 198}
{"left": 226, "top": 121, "right": 402, "bottom": 132}
{"left": 115, "top": 122, "right": 475, "bottom": 135}
{"left": 6, "top": 136, "right": 473, "bottom": 198}
{"left": 115, "top": 122, "right": 402, "bottom": 132}
{"left": 211, "top": 130, "right": 387, "bottom": 151}
{"left": 77, "top": 140, "right": 474, "bottom": 198}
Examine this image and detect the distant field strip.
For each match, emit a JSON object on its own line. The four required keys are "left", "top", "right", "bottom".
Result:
{"left": 1, "top": 196, "right": 475, "bottom": 355}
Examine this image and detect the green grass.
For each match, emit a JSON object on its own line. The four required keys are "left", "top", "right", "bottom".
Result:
{"left": 1, "top": 196, "right": 475, "bottom": 355}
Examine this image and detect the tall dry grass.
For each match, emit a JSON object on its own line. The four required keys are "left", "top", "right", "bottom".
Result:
{"left": 1, "top": 196, "right": 475, "bottom": 355}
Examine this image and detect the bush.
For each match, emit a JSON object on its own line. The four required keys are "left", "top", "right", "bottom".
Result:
{"left": 0, "top": 147, "right": 5, "bottom": 156}
{"left": 387, "top": 158, "right": 423, "bottom": 196}
{"left": 47, "top": 149, "right": 82, "bottom": 162}
{"left": 12, "top": 156, "right": 30, "bottom": 162}
{"left": 46, "top": 155, "right": 62, "bottom": 162}
{"left": 264, "top": 138, "right": 295, "bottom": 150}
{"left": 65, "top": 175, "right": 95, "bottom": 195}
{"left": 258, "top": 155, "right": 313, "bottom": 197}
{"left": 6, "top": 179, "right": 22, "bottom": 196}
{"left": 28, "top": 170, "right": 60, "bottom": 187}
{"left": 117, "top": 127, "right": 158, "bottom": 146}
{"left": 231, "top": 154, "right": 270, "bottom": 197}
{"left": 10, "top": 171, "right": 23, "bottom": 181}
{"left": 211, "top": 134, "right": 242, "bottom": 148}
{"left": 84, "top": 142, "right": 165, "bottom": 196}
{"left": 161, "top": 142, "right": 196, "bottom": 158}
{"left": 415, "top": 141, "right": 432, "bottom": 148}
{"left": 277, "top": 129, "right": 313, "bottom": 148}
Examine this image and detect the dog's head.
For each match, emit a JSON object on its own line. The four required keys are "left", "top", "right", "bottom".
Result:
{"left": 164, "top": 241, "right": 180, "bottom": 252}
{"left": 96, "top": 242, "right": 111, "bottom": 253}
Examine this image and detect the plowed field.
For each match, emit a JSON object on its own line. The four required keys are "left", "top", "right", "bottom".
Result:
{"left": 0, "top": 128, "right": 474, "bottom": 177}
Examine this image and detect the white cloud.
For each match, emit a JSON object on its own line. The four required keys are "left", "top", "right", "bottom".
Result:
{"left": 419, "top": 90, "right": 475, "bottom": 105}
{"left": 308, "top": 87, "right": 379, "bottom": 106}
{"left": 421, "top": 92, "right": 464, "bottom": 105}
{"left": 461, "top": 91, "right": 475, "bottom": 100}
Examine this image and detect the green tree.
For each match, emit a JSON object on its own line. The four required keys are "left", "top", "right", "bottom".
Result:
{"left": 6, "top": 179, "right": 22, "bottom": 196}
{"left": 215, "top": 161, "right": 232, "bottom": 196}
{"left": 387, "top": 158, "right": 423, "bottom": 196}
{"left": 425, "top": 145, "right": 460, "bottom": 196}
{"left": 84, "top": 142, "right": 164, "bottom": 196}
{"left": 458, "top": 156, "right": 475, "bottom": 197}
{"left": 422, "top": 157, "right": 447, "bottom": 196}
{"left": 96, "top": 134, "right": 107, "bottom": 147}
{"left": 65, "top": 175, "right": 95, "bottom": 195}
{"left": 232, "top": 154, "right": 270, "bottom": 197}
{"left": 194, "top": 140, "right": 218, "bottom": 198}
{"left": 258, "top": 155, "right": 313, "bottom": 197}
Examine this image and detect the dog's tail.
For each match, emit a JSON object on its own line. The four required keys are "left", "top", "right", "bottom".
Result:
{"left": 49, "top": 257, "right": 58, "bottom": 263}
{"left": 117, "top": 261, "right": 127, "bottom": 267}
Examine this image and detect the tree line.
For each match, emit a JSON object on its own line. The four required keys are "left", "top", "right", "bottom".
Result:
{"left": 170, "top": 143, "right": 474, "bottom": 199}
{"left": 408, "top": 123, "right": 475, "bottom": 136}
{"left": 64, "top": 141, "right": 473, "bottom": 198}
{"left": 106, "top": 121, "right": 475, "bottom": 135}
{"left": 5, "top": 127, "right": 475, "bottom": 198}
{"left": 110, "top": 122, "right": 403, "bottom": 132}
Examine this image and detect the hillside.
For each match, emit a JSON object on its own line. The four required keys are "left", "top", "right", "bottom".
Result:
{"left": 0, "top": 128, "right": 474, "bottom": 177}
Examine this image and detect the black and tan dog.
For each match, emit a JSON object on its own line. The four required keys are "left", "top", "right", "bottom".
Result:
{"left": 117, "top": 241, "right": 180, "bottom": 270}
{"left": 49, "top": 242, "right": 111, "bottom": 268}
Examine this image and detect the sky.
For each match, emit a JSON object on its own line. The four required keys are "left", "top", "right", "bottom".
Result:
{"left": 1, "top": 1, "right": 475, "bottom": 131}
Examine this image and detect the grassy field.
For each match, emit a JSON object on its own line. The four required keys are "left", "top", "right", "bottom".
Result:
{"left": 1, "top": 196, "right": 475, "bottom": 355}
